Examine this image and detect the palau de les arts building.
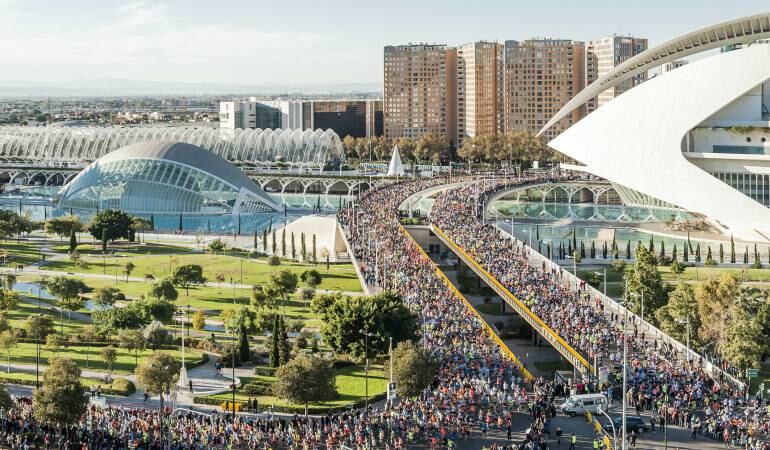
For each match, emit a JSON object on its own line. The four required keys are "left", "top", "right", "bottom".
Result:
{"left": 543, "top": 13, "right": 770, "bottom": 242}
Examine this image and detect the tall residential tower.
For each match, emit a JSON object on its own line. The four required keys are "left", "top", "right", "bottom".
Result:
{"left": 383, "top": 44, "right": 457, "bottom": 145}
{"left": 585, "top": 35, "right": 648, "bottom": 113}
{"left": 456, "top": 41, "right": 504, "bottom": 145}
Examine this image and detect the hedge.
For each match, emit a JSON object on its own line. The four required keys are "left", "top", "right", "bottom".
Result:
{"left": 192, "top": 392, "right": 387, "bottom": 415}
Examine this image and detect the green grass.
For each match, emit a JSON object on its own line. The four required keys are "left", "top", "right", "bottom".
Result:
{"left": 39, "top": 253, "right": 362, "bottom": 292}
{"left": 0, "top": 342, "right": 204, "bottom": 375}
{"left": 0, "top": 241, "right": 44, "bottom": 266}
{"left": 0, "top": 370, "right": 131, "bottom": 393}
{"left": 7, "top": 300, "right": 89, "bottom": 335}
{"left": 207, "top": 364, "right": 387, "bottom": 409}
{"left": 51, "top": 242, "right": 193, "bottom": 256}
{"left": 659, "top": 266, "right": 770, "bottom": 282}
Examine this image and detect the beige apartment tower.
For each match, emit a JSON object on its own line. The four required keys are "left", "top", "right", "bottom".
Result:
{"left": 503, "top": 39, "right": 585, "bottom": 142}
{"left": 585, "top": 35, "right": 648, "bottom": 112}
{"left": 457, "top": 41, "right": 504, "bottom": 145}
{"left": 383, "top": 44, "right": 457, "bottom": 145}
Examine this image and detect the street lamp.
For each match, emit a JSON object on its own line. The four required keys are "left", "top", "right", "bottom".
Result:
{"left": 359, "top": 328, "right": 375, "bottom": 409}
{"left": 593, "top": 268, "right": 607, "bottom": 299}
{"left": 629, "top": 291, "right": 645, "bottom": 323}
{"left": 597, "top": 407, "right": 617, "bottom": 450}
{"left": 675, "top": 316, "right": 691, "bottom": 369}
{"left": 230, "top": 277, "right": 236, "bottom": 423}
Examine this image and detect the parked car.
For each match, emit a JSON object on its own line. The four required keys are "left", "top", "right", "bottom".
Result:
{"left": 603, "top": 416, "right": 649, "bottom": 433}
{"left": 560, "top": 394, "right": 608, "bottom": 417}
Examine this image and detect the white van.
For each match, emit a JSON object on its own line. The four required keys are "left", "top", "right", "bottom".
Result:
{"left": 560, "top": 394, "right": 608, "bottom": 417}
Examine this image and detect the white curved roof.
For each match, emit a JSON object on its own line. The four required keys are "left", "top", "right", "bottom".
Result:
{"left": 548, "top": 44, "right": 770, "bottom": 241}
{"left": 539, "top": 12, "right": 770, "bottom": 136}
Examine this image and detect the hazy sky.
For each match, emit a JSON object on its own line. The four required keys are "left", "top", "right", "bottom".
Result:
{"left": 1, "top": 0, "right": 767, "bottom": 86}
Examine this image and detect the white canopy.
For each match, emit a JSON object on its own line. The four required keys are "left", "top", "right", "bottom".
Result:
{"left": 387, "top": 145, "right": 405, "bottom": 177}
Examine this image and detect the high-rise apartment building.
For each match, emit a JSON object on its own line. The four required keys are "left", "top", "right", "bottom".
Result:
{"left": 456, "top": 41, "right": 504, "bottom": 145}
{"left": 585, "top": 35, "right": 648, "bottom": 112}
{"left": 383, "top": 44, "right": 457, "bottom": 145}
{"left": 503, "top": 39, "right": 585, "bottom": 141}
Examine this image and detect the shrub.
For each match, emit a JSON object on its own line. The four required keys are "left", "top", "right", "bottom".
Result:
{"left": 705, "top": 258, "right": 718, "bottom": 267}
{"left": 219, "top": 346, "right": 241, "bottom": 368}
{"left": 332, "top": 356, "right": 356, "bottom": 369}
{"left": 110, "top": 378, "right": 136, "bottom": 396}
{"left": 611, "top": 260, "right": 627, "bottom": 273}
{"left": 115, "top": 293, "right": 126, "bottom": 301}
{"left": 253, "top": 366, "right": 276, "bottom": 377}
{"left": 268, "top": 256, "right": 280, "bottom": 266}
{"left": 243, "top": 381, "right": 271, "bottom": 395}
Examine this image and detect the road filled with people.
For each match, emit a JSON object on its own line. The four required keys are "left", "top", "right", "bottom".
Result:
{"left": 0, "top": 176, "right": 561, "bottom": 449}
{"left": 0, "top": 174, "right": 765, "bottom": 449}
{"left": 429, "top": 176, "right": 769, "bottom": 449}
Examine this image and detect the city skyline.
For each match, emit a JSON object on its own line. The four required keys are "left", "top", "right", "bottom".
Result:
{"left": 0, "top": 0, "right": 767, "bottom": 94}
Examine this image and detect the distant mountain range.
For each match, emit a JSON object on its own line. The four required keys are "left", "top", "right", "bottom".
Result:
{"left": 0, "top": 79, "right": 383, "bottom": 97}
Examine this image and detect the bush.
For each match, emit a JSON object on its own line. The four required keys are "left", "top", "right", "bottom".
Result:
{"left": 219, "top": 346, "right": 241, "bottom": 368}
{"left": 705, "top": 258, "right": 718, "bottom": 267}
{"left": 243, "top": 381, "right": 271, "bottom": 395}
{"left": 110, "top": 378, "right": 136, "bottom": 396}
{"left": 268, "top": 256, "right": 280, "bottom": 266}
{"left": 611, "top": 260, "right": 627, "bottom": 273}
{"left": 253, "top": 366, "right": 276, "bottom": 377}
{"left": 332, "top": 356, "right": 356, "bottom": 369}
{"left": 115, "top": 293, "right": 126, "bottom": 301}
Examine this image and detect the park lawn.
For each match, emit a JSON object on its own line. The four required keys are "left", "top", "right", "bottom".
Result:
{"left": 51, "top": 242, "right": 194, "bottom": 256}
{"left": 40, "top": 253, "right": 363, "bottom": 292}
{"left": 0, "top": 342, "right": 205, "bottom": 375}
{"left": 660, "top": 265, "right": 770, "bottom": 282}
{"left": 0, "top": 240, "right": 44, "bottom": 266}
{"left": 7, "top": 300, "right": 89, "bottom": 336}
{"left": 0, "top": 370, "right": 132, "bottom": 394}
{"left": 207, "top": 364, "right": 387, "bottom": 410}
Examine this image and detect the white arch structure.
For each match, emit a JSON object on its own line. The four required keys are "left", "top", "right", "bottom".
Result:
{"left": 0, "top": 126, "right": 345, "bottom": 169}
{"left": 548, "top": 43, "right": 770, "bottom": 241}
{"left": 539, "top": 12, "right": 770, "bottom": 136}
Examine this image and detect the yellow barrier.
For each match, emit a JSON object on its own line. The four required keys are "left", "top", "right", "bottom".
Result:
{"left": 397, "top": 224, "right": 534, "bottom": 382}
{"left": 431, "top": 225, "right": 591, "bottom": 373}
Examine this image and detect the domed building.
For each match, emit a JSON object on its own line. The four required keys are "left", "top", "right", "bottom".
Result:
{"left": 57, "top": 141, "right": 280, "bottom": 215}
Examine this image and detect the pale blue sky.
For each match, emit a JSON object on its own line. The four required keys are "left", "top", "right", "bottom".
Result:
{"left": 0, "top": 0, "right": 767, "bottom": 86}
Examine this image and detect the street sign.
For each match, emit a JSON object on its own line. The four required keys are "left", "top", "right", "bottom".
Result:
{"left": 387, "top": 382, "right": 397, "bottom": 400}
{"left": 746, "top": 368, "right": 759, "bottom": 378}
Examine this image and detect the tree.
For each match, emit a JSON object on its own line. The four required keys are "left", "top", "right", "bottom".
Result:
{"left": 281, "top": 229, "right": 287, "bottom": 257}
{"left": 215, "top": 273, "right": 225, "bottom": 286}
{"left": 719, "top": 308, "right": 764, "bottom": 370}
{"left": 300, "top": 269, "right": 322, "bottom": 290}
{"left": 34, "top": 358, "right": 89, "bottom": 425}
{"left": 269, "top": 315, "right": 280, "bottom": 368}
{"left": 123, "top": 261, "right": 136, "bottom": 281}
{"left": 208, "top": 238, "right": 227, "bottom": 253}
{"left": 277, "top": 315, "right": 291, "bottom": 365}
{"left": 392, "top": 341, "right": 439, "bottom": 398}
{"left": 269, "top": 270, "right": 299, "bottom": 307}
{"left": 118, "top": 329, "right": 146, "bottom": 367}
{"left": 730, "top": 235, "right": 736, "bottom": 263}
{"left": 69, "top": 228, "right": 78, "bottom": 252}
{"left": 272, "top": 355, "right": 337, "bottom": 414}
{"left": 192, "top": 310, "right": 206, "bottom": 331}
{"left": 101, "top": 346, "right": 118, "bottom": 373}
{"left": 222, "top": 306, "right": 259, "bottom": 362}
{"left": 262, "top": 228, "right": 268, "bottom": 254}
{"left": 250, "top": 284, "right": 278, "bottom": 310}
{"left": 135, "top": 352, "right": 181, "bottom": 427}
{"left": 89, "top": 209, "right": 134, "bottom": 242}
{"left": 0, "top": 273, "right": 17, "bottom": 292}
{"left": 655, "top": 283, "right": 701, "bottom": 345}
{"left": 312, "top": 234, "right": 317, "bottom": 263}
{"left": 25, "top": 315, "right": 55, "bottom": 340}
{"left": 172, "top": 264, "right": 205, "bottom": 295}
{"left": 78, "top": 325, "right": 100, "bottom": 369}
{"left": 146, "top": 278, "right": 178, "bottom": 301}
{"left": 719, "top": 243, "right": 725, "bottom": 263}
{"left": 46, "top": 333, "right": 67, "bottom": 356}
{"left": 0, "top": 331, "right": 17, "bottom": 373}
{"left": 46, "top": 277, "right": 88, "bottom": 323}
{"left": 272, "top": 230, "right": 277, "bottom": 254}
{"left": 301, "top": 233, "right": 307, "bottom": 262}
{"left": 625, "top": 246, "right": 665, "bottom": 319}
{"left": 0, "top": 383, "right": 12, "bottom": 410}
{"left": 143, "top": 321, "right": 169, "bottom": 349}
{"left": 44, "top": 215, "right": 83, "bottom": 240}
{"left": 0, "top": 291, "right": 19, "bottom": 311}
{"left": 696, "top": 274, "right": 738, "bottom": 344}
{"left": 92, "top": 287, "right": 119, "bottom": 309}
{"left": 318, "top": 292, "right": 419, "bottom": 358}
{"left": 291, "top": 232, "right": 296, "bottom": 259}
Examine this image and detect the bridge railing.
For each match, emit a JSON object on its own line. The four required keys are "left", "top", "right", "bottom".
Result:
{"left": 431, "top": 224, "right": 591, "bottom": 376}
{"left": 493, "top": 223, "right": 746, "bottom": 391}
{"left": 398, "top": 223, "right": 534, "bottom": 382}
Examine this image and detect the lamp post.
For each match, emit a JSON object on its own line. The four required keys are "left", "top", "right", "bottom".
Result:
{"left": 621, "top": 280, "right": 629, "bottom": 450}
{"left": 629, "top": 291, "right": 645, "bottom": 323}
{"left": 593, "top": 268, "right": 607, "bottom": 298}
{"left": 359, "top": 328, "right": 375, "bottom": 409}
{"left": 597, "top": 407, "right": 617, "bottom": 450}
{"left": 675, "top": 316, "right": 691, "bottom": 369}
{"left": 230, "top": 277, "right": 236, "bottom": 422}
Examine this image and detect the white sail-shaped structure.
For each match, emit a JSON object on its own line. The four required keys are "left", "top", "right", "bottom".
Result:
{"left": 387, "top": 145, "right": 405, "bottom": 177}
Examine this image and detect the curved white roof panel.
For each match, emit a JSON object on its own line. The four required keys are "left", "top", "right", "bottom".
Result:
{"left": 548, "top": 44, "right": 770, "bottom": 241}
{"left": 539, "top": 12, "right": 770, "bottom": 136}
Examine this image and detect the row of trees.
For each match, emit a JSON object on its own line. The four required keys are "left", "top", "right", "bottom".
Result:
{"left": 339, "top": 130, "right": 560, "bottom": 167}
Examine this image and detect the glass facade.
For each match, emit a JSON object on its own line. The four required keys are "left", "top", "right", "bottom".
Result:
{"left": 711, "top": 171, "right": 770, "bottom": 207}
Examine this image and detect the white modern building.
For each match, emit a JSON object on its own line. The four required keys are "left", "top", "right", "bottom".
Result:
{"left": 543, "top": 13, "right": 770, "bottom": 241}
